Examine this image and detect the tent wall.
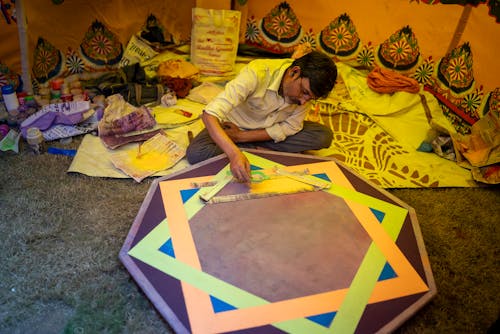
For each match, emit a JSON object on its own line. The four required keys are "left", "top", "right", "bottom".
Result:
{"left": 1, "top": 0, "right": 195, "bottom": 82}
{"left": 0, "top": 2, "right": 21, "bottom": 76}
{"left": 243, "top": 0, "right": 499, "bottom": 93}
{"left": 0, "top": 1, "right": 498, "bottom": 98}
{"left": 22, "top": 1, "right": 195, "bottom": 51}
{"left": 460, "top": 4, "right": 499, "bottom": 93}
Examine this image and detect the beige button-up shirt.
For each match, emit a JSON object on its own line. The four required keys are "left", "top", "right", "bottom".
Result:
{"left": 204, "top": 58, "right": 311, "bottom": 142}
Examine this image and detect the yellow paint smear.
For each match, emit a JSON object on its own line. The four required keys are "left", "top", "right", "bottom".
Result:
{"left": 248, "top": 177, "right": 314, "bottom": 195}
{"left": 109, "top": 133, "right": 186, "bottom": 182}
{"left": 127, "top": 150, "right": 170, "bottom": 171}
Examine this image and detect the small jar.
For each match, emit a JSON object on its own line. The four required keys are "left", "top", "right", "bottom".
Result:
{"left": 26, "top": 127, "right": 45, "bottom": 154}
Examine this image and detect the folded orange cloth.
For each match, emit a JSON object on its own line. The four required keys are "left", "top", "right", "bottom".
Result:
{"left": 367, "top": 66, "right": 420, "bottom": 94}
{"left": 157, "top": 59, "right": 199, "bottom": 79}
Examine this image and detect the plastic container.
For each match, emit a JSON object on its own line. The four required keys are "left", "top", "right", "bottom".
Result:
{"left": 50, "top": 78, "right": 64, "bottom": 90}
{"left": 61, "top": 94, "right": 73, "bottom": 102}
{"left": 17, "top": 91, "right": 28, "bottom": 105}
{"left": 51, "top": 89, "right": 62, "bottom": 100}
{"left": 1, "top": 84, "right": 20, "bottom": 113}
{"left": 26, "top": 127, "right": 45, "bottom": 154}
{"left": 0, "top": 124, "right": 9, "bottom": 139}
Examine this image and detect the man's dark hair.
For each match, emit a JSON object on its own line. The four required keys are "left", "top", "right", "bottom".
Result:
{"left": 292, "top": 51, "right": 337, "bottom": 99}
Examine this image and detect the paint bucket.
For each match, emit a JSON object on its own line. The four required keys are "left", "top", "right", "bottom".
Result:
{"left": 51, "top": 89, "right": 62, "bottom": 100}
{"left": 0, "top": 124, "right": 9, "bottom": 140}
{"left": 17, "top": 91, "right": 28, "bottom": 105}
{"left": 61, "top": 94, "right": 73, "bottom": 102}
{"left": 70, "top": 88, "right": 83, "bottom": 96}
{"left": 50, "top": 78, "right": 64, "bottom": 90}
{"left": 60, "top": 84, "right": 70, "bottom": 95}
{"left": 70, "top": 80, "right": 82, "bottom": 89}
{"left": 38, "top": 87, "right": 51, "bottom": 100}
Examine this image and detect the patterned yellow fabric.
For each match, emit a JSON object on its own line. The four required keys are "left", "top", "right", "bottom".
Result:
{"left": 306, "top": 63, "right": 474, "bottom": 188}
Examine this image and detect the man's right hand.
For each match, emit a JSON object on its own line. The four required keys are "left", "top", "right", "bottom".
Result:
{"left": 202, "top": 112, "right": 251, "bottom": 182}
{"left": 228, "top": 149, "right": 251, "bottom": 183}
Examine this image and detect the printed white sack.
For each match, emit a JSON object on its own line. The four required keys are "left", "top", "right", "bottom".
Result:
{"left": 119, "top": 35, "right": 159, "bottom": 68}
{"left": 190, "top": 8, "right": 241, "bottom": 76}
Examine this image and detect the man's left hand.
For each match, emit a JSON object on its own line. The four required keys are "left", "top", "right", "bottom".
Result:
{"left": 222, "top": 122, "right": 242, "bottom": 142}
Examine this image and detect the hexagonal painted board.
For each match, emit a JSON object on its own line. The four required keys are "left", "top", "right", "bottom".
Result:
{"left": 119, "top": 149, "right": 436, "bottom": 334}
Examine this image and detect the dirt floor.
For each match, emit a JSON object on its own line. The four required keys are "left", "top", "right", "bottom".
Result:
{"left": 1, "top": 137, "right": 499, "bottom": 334}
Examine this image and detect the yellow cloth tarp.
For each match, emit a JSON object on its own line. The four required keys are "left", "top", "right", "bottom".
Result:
{"left": 69, "top": 61, "right": 475, "bottom": 188}
{"left": 68, "top": 110, "right": 205, "bottom": 180}
{"left": 309, "top": 63, "right": 474, "bottom": 188}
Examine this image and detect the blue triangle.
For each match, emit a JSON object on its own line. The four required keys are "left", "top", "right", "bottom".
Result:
{"left": 180, "top": 188, "right": 199, "bottom": 203}
{"left": 307, "top": 312, "right": 336, "bottom": 327}
{"left": 210, "top": 295, "right": 237, "bottom": 313}
{"left": 312, "top": 173, "right": 331, "bottom": 181}
{"left": 378, "top": 262, "right": 397, "bottom": 281}
{"left": 158, "top": 238, "right": 176, "bottom": 258}
{"left": 250, "top": 164, "right": 263, "bottom": 171}
{"left": 370, "top": 208, "right": 385, "bottom": 223}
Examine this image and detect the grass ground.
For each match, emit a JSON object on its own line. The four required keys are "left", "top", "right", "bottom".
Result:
{"left": 0, "top": 139, "right": 499, "bottom": 333}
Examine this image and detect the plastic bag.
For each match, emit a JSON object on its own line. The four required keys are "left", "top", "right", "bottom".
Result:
{"left": 0, "top": 129, "right": 21, "bottom": 153}
{"left": 190, "top": 8, "right": 241, "bottom": 76}
{"left": 452, "top": 110, "right": 500, "bottom": 168}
